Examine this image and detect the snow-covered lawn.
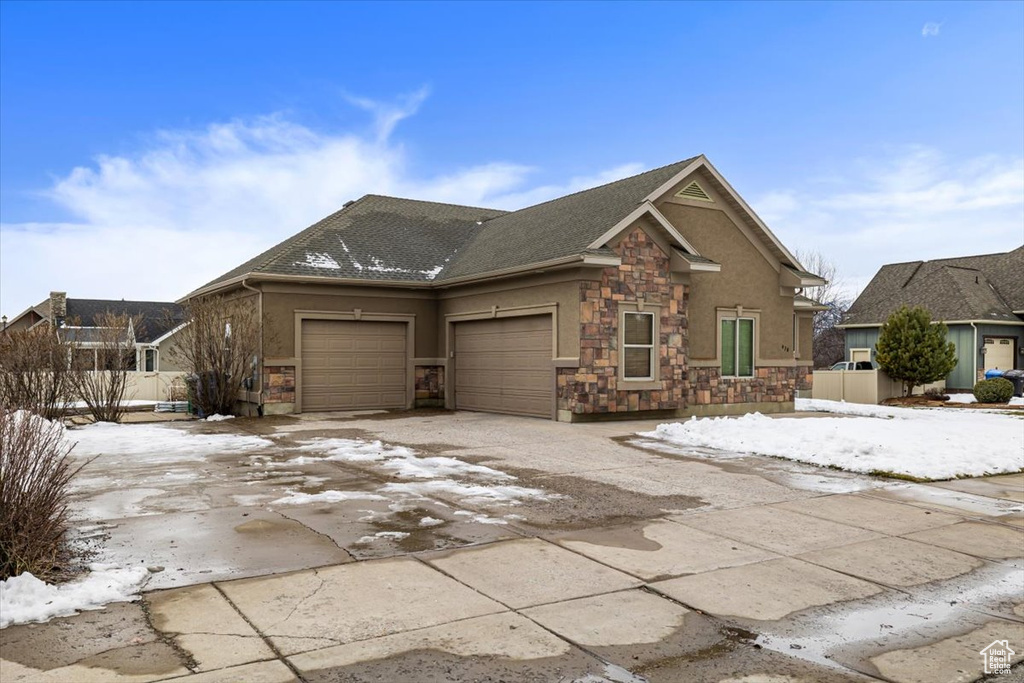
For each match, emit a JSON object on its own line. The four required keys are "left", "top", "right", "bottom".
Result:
{"left": 948, "top": 393, "right": 1024, "bottom": 406}
{"left": 643, "top": 398, "right": 1024, "bottom": 480}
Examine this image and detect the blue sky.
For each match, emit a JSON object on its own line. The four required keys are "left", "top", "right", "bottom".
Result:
{"left": 2, "top": 1, "right": 1022, "bottom": 316}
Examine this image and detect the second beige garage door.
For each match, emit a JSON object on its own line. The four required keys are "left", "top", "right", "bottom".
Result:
{"left": 454, "top": 315, "right": 552, "bottom": 418}
{"left": 301, "top": 320, "right": 407, "bottom": 411}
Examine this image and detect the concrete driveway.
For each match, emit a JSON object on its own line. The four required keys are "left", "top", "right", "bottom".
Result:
{"left": 1, "top": 410, "right": 1022, "bottom": 682}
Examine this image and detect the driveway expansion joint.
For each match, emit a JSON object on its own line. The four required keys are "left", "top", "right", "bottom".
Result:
{"left": 210, "top": 580, "right": 312, "bottom": 683}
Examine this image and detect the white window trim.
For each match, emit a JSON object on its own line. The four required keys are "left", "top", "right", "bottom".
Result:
{"left": 620, "top": 308, "right": 658, "bottom": 382}
{"left": 720, "top": 313, "right": 757, "bottom": 378}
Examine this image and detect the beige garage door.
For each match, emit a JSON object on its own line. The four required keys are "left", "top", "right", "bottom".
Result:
{"left": 301, "top": 320, "right": 407, "bottom": 411}
{"left": 454, "top": 315, "right": 552, "bottom": 418}
{"left": 984, "top": 337, "right": 1015, "bottom": 372}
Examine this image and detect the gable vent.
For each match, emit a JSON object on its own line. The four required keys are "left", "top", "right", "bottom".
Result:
{"left": 675, "top": 181, "right": 713, "bottom": 202}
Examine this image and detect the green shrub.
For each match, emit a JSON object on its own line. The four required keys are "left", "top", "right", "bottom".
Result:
{"left": 973, "top": 378, "right": 1014, "bottom": 404}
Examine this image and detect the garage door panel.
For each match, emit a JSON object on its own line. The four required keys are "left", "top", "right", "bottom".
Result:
{"left": 301, "top": 320, "right": 407, "bottom": 412}
{"left": 454, "top": 316, "right": 552, "bottom": 418}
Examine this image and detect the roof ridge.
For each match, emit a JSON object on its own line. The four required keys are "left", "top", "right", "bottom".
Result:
{"left": 883, "top": 248, "right": 1017, "bottom": 268}
{"left": 481, "top": 156, "right": 699, "bottom": 221}
{"left": 360, "top": 194, "right": 506, "bottom": 214}
{"left": 69, "top": 298, "right": 180, "bottom": 305}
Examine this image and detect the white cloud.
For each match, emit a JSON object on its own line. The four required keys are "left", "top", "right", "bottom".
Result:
{"left": 754, "top": 146, "right": 1024, "bottom": 299}
{"left": 0, "top": 92, "right": 642, "bottom": 316}
{"left": 922, "top": 22, "right": 941, "bottom": 37}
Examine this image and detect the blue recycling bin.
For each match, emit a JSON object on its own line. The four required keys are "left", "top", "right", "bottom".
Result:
{"left": 984, "top": 369, "right": 1005, "bottom": 379}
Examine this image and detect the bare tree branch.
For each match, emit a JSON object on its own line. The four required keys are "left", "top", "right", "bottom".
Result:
{"left": 796, "top": 249, "right": 852, "bottom": 369}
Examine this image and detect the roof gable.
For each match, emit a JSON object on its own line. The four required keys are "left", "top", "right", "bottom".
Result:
{"left": 438, "top": 158, "right": 701, "bottom": 281}
{"left": 844, "top": 247, "right": 1024, "bottom": 325}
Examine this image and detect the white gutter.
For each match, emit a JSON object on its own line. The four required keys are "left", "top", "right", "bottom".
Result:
{"left": 970, "top": 321, "right": 979, "bottom": 386}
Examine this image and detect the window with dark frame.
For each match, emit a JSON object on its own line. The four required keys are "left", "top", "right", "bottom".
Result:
{"left": 623, "top": 312, "right": 655, "bottom": 379}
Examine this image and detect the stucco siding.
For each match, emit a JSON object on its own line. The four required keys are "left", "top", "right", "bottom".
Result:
{"left": 656, "top": 201, "right": 794, "bottom": 362}
{"left": 439, "top": 276, "right": 583, "bottom": 359}
{"left": 261, "top": 286, "right": 438, "bottom": 359}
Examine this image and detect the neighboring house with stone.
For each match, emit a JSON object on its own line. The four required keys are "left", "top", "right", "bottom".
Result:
{"left": 839, "top": 247, "right": 1024, "bottom": 392}
{"left": 3, "top": 292, "right": 186, "bottom": 372}
{"left": 184, "top": 155, "right": 824, "bottom": 421}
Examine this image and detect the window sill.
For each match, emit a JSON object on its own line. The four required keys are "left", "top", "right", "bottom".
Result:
{"left": 618, "top": 380, "right": 663, "bottom": 390}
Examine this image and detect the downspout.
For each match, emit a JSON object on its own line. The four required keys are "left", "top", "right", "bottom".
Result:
{"left": 241, "top": 279, "right": 263, "bottom": 416}
{"left": 969, "top": 321, "right": 978, "bottom": 388}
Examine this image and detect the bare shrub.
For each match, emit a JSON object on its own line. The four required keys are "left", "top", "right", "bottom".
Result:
{"left": 0, "top": 409, "right": 85, "bottom": 580}
{"left": 0, "top": 326, "right": 79, "bottom": 421}
{"left": 70, "top": 312, "right": 139, "bottom": 423}
{"left": 169, "top": 294, "right": 260, "bottom": 416}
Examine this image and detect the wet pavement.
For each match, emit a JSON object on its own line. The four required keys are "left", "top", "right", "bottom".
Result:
{"left": 1, "top": 409, "right": 1023, "bottom": 682}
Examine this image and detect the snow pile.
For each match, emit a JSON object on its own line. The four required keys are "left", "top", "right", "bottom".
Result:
{"left": 271, "top": 489, "right": 387, "bottom": 505}
{"left": 357, "top": 531, "right": 409, "bottom": 543}
{"left": 71, "top": 422, "right": 273, "bottom": 463}
{"left": 283, "top": 437, "right": 554, "bottom": 508}
{"left": 205, "top": 414, "right": 235, "bottom": 422}
{"left": 292, "top": 438, "right": 514, "bottom": 480}
{"left": 644, "top": 399, "right": 1024, "bottom": 480}
{"left": 0, "top": 564, "right": 150, "bottom": 628}
{"left": 947, "top": 394, "right": 977, "bottom": 404}
{"left": 3, "top": 409, "right": 66, "bottom": 440}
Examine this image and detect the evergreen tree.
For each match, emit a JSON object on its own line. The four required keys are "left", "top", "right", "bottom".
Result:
{"left": 875, "top": 305, "right": 957, "bottom": 396}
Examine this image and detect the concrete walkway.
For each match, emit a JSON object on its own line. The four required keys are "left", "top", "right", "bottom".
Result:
{"left": 1, "top": 410, "right": 1022, "bottom": 682}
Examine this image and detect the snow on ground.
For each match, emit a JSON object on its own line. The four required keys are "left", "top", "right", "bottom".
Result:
{"left": 947, "top": 394, "right": 977, "bottom": 404}
{"left": 274, "top": 437, "right": 554, "bottom": 508}
{"left": 643, "top": 398, "right": 1024, "bottom": 480}
{"left": 204, "top": 414, "right": 235, "bottom": 422}
{"left": 271, "top": 489, "right": 387, "bottom": 505}
{"left": 66, "top": 400, "right": 158, "bottom": 409}
{"left": 290, "top": 438, "right": 512, "bottom": 480}
{"left": 70, "top": 422, "right": 274, "bottom": 463}
{"left": 0, "top": 564, "right": 150, "bottom": 629}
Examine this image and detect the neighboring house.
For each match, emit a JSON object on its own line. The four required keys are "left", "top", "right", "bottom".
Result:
{"left": 185, "top": 155, "right": 823, "bottom": 420}
{"left": 3, "top": 292, "right": 186, "bottom": 372}
{"left": 840, "top": 247, "right": 1024, "bottom": 391}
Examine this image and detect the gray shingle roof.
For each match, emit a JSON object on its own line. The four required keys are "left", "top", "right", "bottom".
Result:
{"left": 194, "top": 158, "right": 701, "bottom": 294}
{"left": 203, "top": 196, "right": 506, "bottom": 288}
{"left": 63, "top": 299, "right": 185, "bottom": 343}
{"left": 843, "top": 246, "right": 1024, "bottom": 325}
{"left": 439, "top": 158, "right": 700, "bottom": 280}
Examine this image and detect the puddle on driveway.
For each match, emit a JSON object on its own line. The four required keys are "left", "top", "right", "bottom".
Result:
{"left": 863, "top": 482, "right": 1024, "bottom": 519}
{"left": 627, "top": 437, "right": 887, "bottom": 495}
{"left": 749, "top": 560, "right": 1024, "bottom": 673}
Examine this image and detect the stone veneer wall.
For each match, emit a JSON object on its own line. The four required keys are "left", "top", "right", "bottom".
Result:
{"left": 558, "top": 227, "right": 689, "bottom": 416}
{"left": 414, "top": 365, "right": 445, "bottom": 406}
{"left": 263, "top": 365, "right": 296, "bottom": 404}
{"left": 687, "top": 365, "right": 811, "bottom": 405}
